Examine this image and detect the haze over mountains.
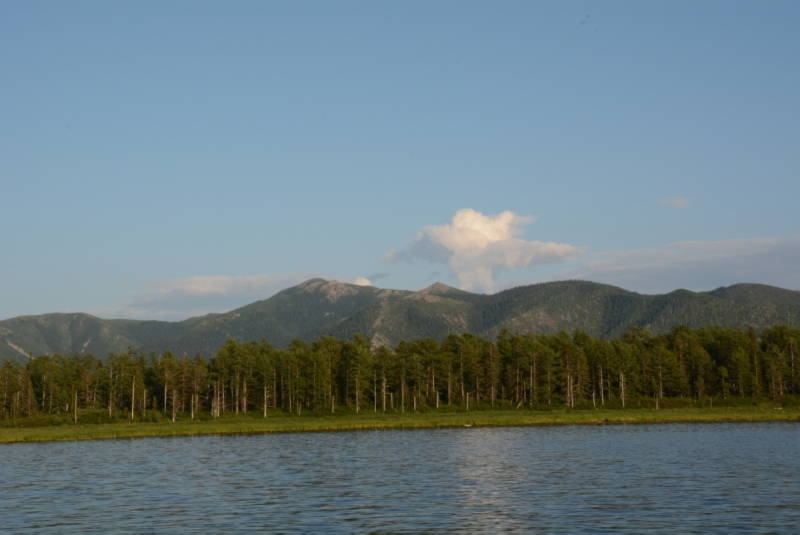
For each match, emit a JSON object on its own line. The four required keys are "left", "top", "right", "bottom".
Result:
{"left": 2, "top": 278, "right": 799, "bottom": 363}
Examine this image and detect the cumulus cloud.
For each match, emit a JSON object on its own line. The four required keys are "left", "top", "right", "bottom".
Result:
{"left": 659, "top": 196, "right": 689, "bottom": 209}
{"left": 568, "top": 236, "right": 800, "bottom": 293}
{"left": 353, "top": 277, "right": 373, "bottom": 286}
{"left": 103, "top": 273, "right": 316, "bottom": 320}
{"left": 387, "top": 208, "right": 584, "bottom": 291}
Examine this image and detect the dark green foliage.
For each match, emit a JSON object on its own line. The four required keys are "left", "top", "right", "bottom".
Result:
{"left": 2, "top": 326, "right": 800, "bottom": 423}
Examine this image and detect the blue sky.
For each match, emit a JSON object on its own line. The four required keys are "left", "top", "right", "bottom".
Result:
{"left": 2, "top": 1, "right": 799, "bottom": 320}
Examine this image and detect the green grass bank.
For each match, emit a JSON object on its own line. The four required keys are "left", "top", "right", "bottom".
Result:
{"left": 2, "top": 406, "right": 798, "bottom": 444}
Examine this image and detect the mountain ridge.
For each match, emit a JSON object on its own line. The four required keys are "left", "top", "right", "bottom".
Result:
{"left": 2, "top": 279, "right": 799, "bottom": 362}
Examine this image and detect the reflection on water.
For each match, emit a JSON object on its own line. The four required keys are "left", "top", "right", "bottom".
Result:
{"left": 1, "top": 423, "right": 799, "bottom": 533}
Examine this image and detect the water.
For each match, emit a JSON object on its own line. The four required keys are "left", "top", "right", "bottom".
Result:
{"left": 1, "top": 423, "right": 799, "bottom": 533}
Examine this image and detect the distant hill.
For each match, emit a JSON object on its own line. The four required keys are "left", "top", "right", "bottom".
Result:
{"left": 2, "top": 278, "right": 800, "bottom": 362}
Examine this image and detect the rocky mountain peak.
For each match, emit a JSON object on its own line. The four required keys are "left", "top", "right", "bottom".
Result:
{"left": 418, "top": 282, "right": 460, "bottom": 295}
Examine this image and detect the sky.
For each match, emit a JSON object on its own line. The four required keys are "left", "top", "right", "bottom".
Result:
{"left": 2, "top": 1, "right": 799, "bottom": 321}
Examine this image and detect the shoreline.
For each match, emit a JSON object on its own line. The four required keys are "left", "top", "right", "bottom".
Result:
{"left": 2, "top": 407, "right": 799, "bottom": 444}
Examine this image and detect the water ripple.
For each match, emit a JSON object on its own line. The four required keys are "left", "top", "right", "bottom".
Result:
{"left": 1, "top": 423, "right": 798, "bottom": 533}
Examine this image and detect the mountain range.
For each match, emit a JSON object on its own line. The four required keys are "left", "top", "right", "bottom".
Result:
{"left": 2, "top": 278, "right": 799, "bottom": 363}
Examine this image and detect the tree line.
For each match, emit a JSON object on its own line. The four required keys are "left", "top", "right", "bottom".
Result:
{"left": 1, "top": 325, "right": 798, "bottom": 422}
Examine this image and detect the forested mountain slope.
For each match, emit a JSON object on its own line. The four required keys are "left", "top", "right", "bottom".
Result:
{"left": 2, "top": 279, "right": 800, "bottom": 362}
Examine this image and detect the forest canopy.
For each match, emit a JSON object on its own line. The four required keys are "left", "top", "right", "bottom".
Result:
{"left": 1, "top": 326, "right": 798, "bottom": 422}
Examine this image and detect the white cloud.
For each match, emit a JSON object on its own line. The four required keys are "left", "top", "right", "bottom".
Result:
{"left": 101, "top": 273, "right": 316, "bottom": 320}
{"left": 146, "top": 274, "right": 309, "bottom": 298}
{"left": 659, "top": 196, "right": 689, "bottom": 209}
{"left": 568, "top": 236, "right": 800, "bottom": 292}
{"left": 353, "top": 277, "right": 373, "bottom": 286}
{"left": 387, "top": 208, "right": 584, "bottom": 291}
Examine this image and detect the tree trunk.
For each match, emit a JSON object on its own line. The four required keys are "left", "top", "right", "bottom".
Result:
{"left": 431, "top": 368, "right": 436, "bottom": 407}
{"left": 566, "top": 374, "right": 571, "bottom": 407}
{"left": 400, "top": 375, "right": 405, "bottom": 413}
{"left": 235, "top": 371, "right": 240, "bottom": 415}
{"left": 459, "top": 350, "right": 464, "bottom": 403}
{"left": 599, "top": 367, "right": 605, "bottom": 406}
{"left": 212, "top": 382, "right": 218, "bottom": 418}
{"left": 382, "top": 373, "right": 386, "bottom": 413}
{"left": 108, "top": 368, "right": 113, "bottom": 418}
{"left": 529, "top": 364, "right": 534, "bottom": 408}
{"left": 355, "top": 371, "right": 360, "bottom": 415}
{"left": 447, "top": 369, "right": 451, "bottom": 406}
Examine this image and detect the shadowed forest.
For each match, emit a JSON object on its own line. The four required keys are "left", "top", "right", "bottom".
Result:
{"left": 2, "top": 326, "right": 798, "bottom": 424}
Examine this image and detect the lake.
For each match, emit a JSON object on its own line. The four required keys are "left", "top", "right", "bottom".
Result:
{"left": 2, "top": 423, "right": 798, "bottom": 533}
